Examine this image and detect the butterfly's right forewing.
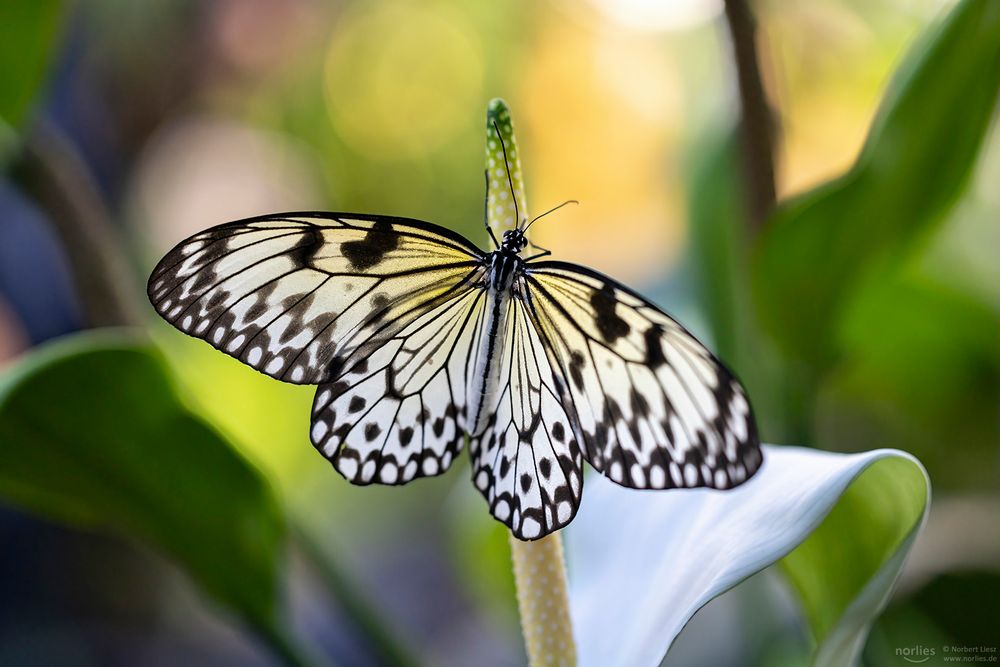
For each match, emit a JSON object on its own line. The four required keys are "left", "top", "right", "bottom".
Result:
{"left": 522, "top": 262, "right": 762, "bottom": 493}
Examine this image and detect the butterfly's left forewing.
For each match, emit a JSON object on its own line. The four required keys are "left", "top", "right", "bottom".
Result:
{"left": 148, "top": 213, "right": 484, "bottom": 384}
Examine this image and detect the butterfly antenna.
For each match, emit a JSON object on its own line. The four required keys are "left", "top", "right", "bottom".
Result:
{"left": 483, "top": 169, "right": 500, "bottom": 249}
{"left": 493, "top": 120, "right": 520, "bottom": 229}
{"left": 524, "top": 199, "right": 579, "bottom": 231}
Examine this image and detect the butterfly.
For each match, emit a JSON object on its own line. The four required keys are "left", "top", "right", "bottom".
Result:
{"left": 148, "top": 188, "right": 761, "bottom": 541}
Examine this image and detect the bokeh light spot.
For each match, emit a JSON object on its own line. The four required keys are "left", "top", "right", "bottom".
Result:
{"left": 324, "top": 3, "right": 483, "bottom": 160}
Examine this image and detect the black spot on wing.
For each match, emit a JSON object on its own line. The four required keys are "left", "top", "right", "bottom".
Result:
{"left": 589, "top": 283, "right": 630, "bottom": 343}
{"left": 290, "top": 224, "right": 324, "bottom": 266}
{"left": 370, "top": 293, "right": 391, "bottom": 322}
{"left": 569, "top": 351, "right": 586, "bottom": 391}
{"left": 551, "top": 422, "right": 565, "bottom": 442}
{"left": 500, "top": 456, "right": 511, "bottom": 478}
{"left": 643, "top": 324, "right": 667, "bottom": 367}
{"left": 630, "top": 388, "right": 650, "bottom": 417}
{"left": 520, "top": 473, "right": 533, "bottom": 493}
{"left": 328, "top": 356, "right": 347, "bottom": 379}
{"left": 341, "top": 220, "right": 399, "bottom": 270}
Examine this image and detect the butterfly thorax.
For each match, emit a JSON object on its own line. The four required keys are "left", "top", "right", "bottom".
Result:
{"left": 467, "top": 234, "right": 528, "bottom": 434}
{"left": 487, "top": 248, "right": 524, "bottom": 291}
{"left": 486, "top": 228, "right": 528, "bottom": 291}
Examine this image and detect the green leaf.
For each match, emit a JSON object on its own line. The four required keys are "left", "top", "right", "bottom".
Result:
{"left": 878, "top": 571, "right": 1000, "bottom": 653}
{"left": 0, "top": 331, "right": 286, "bottom": 631}
{"left": 684, "top": 126, "right": 805, "bottom": 441}
{"left": 780, "top": 455, "right": 929, "bottom": 666}
{"left": 0, "top": 1, "right": 65, "bottom": 128}
{"left": 752, "top": 0, "right": 1000, "bottom": 364}
{"left": 816, "top": 275, "right": 1000, "bottom": 491}
{"left": 685, "top": 128, "right": 746, "bottom": 364}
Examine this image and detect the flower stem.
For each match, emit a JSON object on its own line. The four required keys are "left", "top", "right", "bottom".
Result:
{"left": 509, "top": 534, "right": 577, "bottom": 666}
{"left": 486, "top": 98, "right": 577, "bottom": 666}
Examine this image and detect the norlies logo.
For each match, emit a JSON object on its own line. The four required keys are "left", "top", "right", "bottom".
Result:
{"left": 897, "top": 645, "right": 936, "bottom": 663}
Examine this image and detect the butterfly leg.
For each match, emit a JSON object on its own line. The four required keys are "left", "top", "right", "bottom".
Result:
{"left": 524, "top": 240, "right": 552, "bottom": 261}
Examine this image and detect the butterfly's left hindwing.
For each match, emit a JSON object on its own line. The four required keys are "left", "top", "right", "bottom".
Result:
{"left": 522, "top": 262, "right": 762, "bottom": 493}
{"left": 311, "top": 285, "right": 487, "bottom": 485}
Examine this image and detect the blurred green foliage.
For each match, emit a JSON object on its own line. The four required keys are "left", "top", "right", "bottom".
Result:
{"left": 685, "top": 0, "right": 1000, "bottom": 658}
{"left": 686, "top": 129, "right": 794, "bottom": 441}
{"left": 690, "top": 0, "right": 1000, "bottom": 484}
{"left": 0, "top": 332, "right": 296, "bottom": 659}
{"left": 0, "top": 1, "right": 64, "bottom": 128}
{"left": 825, "top": 275, "right": 1000, "bottom": 489}
{"left": 753, "top": 0, "right": 1000, "bottom": 367}
{"left": 878, "top": 571, "right": 1000, "bottom": 651}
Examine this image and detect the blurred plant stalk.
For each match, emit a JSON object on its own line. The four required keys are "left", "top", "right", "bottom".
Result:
{"left": 486, "top": 99, "right": 577, "bottom": 667}
{"left": 10, "top": 122, "right": 141, "bottom": 328}
{"left": 722, "top": 0, "right": 777, "bottom": 233}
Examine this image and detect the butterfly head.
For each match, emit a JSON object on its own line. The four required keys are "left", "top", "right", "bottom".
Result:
{"left": 501, "top": 228, "right": 528, "bottom": 254}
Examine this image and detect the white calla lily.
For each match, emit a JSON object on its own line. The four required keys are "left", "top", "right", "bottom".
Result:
{"left": 566, "top": 445, "right": 930, "bottom": 666}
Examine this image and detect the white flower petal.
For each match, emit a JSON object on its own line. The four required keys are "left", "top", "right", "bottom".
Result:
{"left": 567, "top": 445, "right": 929, "bottom": 667}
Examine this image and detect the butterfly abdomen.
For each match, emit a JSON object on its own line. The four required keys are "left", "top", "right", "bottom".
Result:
{"left": 467, "top": 277, "right": 513, "bottom": 435}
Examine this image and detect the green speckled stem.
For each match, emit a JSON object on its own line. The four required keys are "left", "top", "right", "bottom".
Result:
{"left": 485, "top": 98, "right": 529, "bottom": 237}
{"left": 487, "top": 98, "right": 577, "bottom": 667}
{"left": 510, "top": 533, "right": 577, "bottom": 667}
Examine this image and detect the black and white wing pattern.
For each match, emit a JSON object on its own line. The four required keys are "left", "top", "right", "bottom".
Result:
{"left": 148, "top": 211, "right": 762, "bottom": 541}
{"left": 468, "top": 296, "right": 584, "bottom": 540}
{"left": 149, "top": 213, "right": 487, "bottom": 485}
{"left": 148, "top": 213, "right": 483, "bottom": 384}
{"left": 311, "top": 284, "right": 486, "bottom": 485}
{"left": 521, "top": 262, "right": 761, "bottom": 493}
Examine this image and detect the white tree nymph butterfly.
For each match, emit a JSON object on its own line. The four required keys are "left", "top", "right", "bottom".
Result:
{"left": 148, "top": 176, "right": 761, "bottom": 541}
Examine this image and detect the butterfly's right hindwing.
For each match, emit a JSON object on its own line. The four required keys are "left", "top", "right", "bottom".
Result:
{"left": 148, "top": 213, "right": 485, "bottom": 384}
{"left": 468, "top": 295, "right": 584, "bottom": 540}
